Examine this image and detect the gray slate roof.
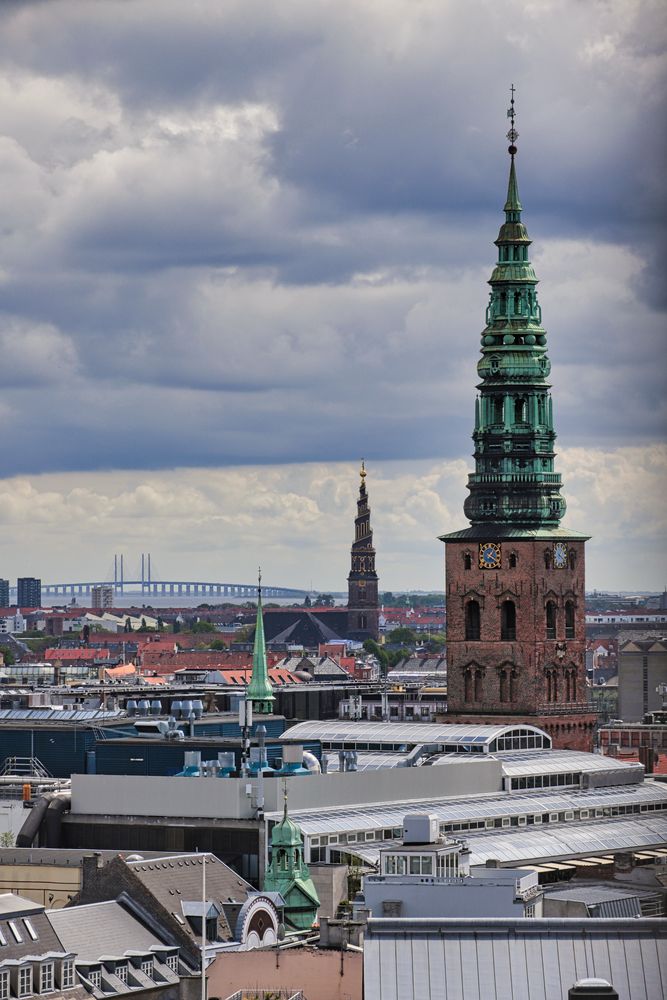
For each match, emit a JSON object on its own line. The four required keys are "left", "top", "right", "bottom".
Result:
{"left": 364, "top": 917, "right": 667, "bottom": 1000}
{"left": 47, "top": 900, "right": 167, "bottom": 963}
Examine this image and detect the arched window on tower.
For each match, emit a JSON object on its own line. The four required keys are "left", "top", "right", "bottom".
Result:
{"left": 568, "top": 549, "right": 576, "bottom": 570}
{"left": 500, "top": 600, "right": 516, "bottom": 641}
{"left": 546, "top": 669, "right": 558, "bottom": 703}
{"left": 544, "top": 548, "right": 552, "bottom": 570}
{"left": 509, "top": 552, "right": 517, "bottom": 568}
{"left": 464, "top": 669, "right": 472, "bottom": 703}
{"left": 499, "top": 669, "right": 508, "bottom": 703}
{"left": 474, "top": 669, "right": 483, "bottom": 702}
{"left": 513, "top": 291, "right": 522, "bottom": 314}
{"left": 509, "top": 669, "right": 516, "bottom": 703}
{"left": 514, "top": 397, "right": 527, "bottom": 423}
{"left": 463, "top": 552, "right": 472, "bottom": 570}
{"left": 359, "top": 613, "right": 367, "bottom": 630}
{"left": 493, "top": 397, "right": 504, "bottom": 424}
{"left": 569, "top": 669, "right": 577, "bottom": 702}
{"left": 499, "top": 292, "right": 507, "bottom": 314}
{"left": 546, "top": 601, "right": 557, "bottom": 640}
{"left": 465, "top": 600, "right": 481, "bottom": 641}
{"left": 565, "top": 601, "right": 575, "bottom": 640}
{"left": 537, "top": 396, "right": 546, "bottom": 424}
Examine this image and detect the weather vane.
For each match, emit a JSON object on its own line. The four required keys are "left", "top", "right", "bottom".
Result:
{"left": 258, "top": 565, "right": 262, "bottom": 597}
{"left": 506, "top": 83, "right": 518, "bottom": 156}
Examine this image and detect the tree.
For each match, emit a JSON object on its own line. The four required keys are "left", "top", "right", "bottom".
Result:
{"left": 423, "top": 634, "right": 446, "bottom": 652}
{"left": 0, "top": 646, "right": 15, "bottom": 666}
{"left": 173, "top": 619, "right": 181, "bottom": 633}
{"left": 0, "top": 832, "right": 14, "bottom": 848}
{"left": 303, "top": 595, "right": 312, "bottom": 607}
{"left": 209, "top": 639, "right": 227, "bottom": 651}
{"left": 315, "top": 594, "right": 335, "bottom": 607}
{"left": 363, "top": 638, "right": 389, "bottom": 676}
{"left": 156, "top": 616, "right": 164, "bottom": 631}
{"left": 387, "top": 627, "right": 418, "bottom": 647}
{"left": 124, "top": 617, "right": 133, "bottom": 633}
{"left": 192, "top": 620, "right": 215, "bottom": 633}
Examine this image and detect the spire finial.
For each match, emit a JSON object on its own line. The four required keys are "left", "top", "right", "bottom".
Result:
{"left": 506, "top": 83, "right": 518, "bottom": 157}
{"left": 257, "top": 566, "right": 262, "bottom": 600}
{"left": 282, "top": 777, "right": 288, "bottom": 820}
{"left": 360, "top": 458, "right": 366, "bottom": 479}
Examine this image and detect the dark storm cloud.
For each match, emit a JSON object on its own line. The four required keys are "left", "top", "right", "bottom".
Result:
{"left": 0, "top": 0, "right": 665, "bottom": 477}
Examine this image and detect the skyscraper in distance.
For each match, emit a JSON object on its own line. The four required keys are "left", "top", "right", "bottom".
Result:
{"left": 439, "top": 90, "right": 596, "bottom": 751}
{"left": 17, "top": 577, "right": 41, "bottom": 609}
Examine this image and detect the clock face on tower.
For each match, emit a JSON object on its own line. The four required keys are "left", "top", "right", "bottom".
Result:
{"left": 553, "top": 542, "right": 568, "bottom": 569}
{"left": 479, "top": 542, "right": 502, "bottom": 570}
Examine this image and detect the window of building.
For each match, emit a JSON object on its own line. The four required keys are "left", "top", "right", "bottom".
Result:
{"left": 509, "top": 552, "right": 517, "bottom": 568}
{"left": 0, "top": 971, "right": 8, "bottom": 1000}
{"left": 166, "top": 955, "right": 178, "bottom": 974}
{"left": 565, "top": 600, "right": 575, "bottom": 639}
{"left": 40, "top": 963, "right": 54, "bottom": 993}
{"left": 8, "top": 921, "right": 23, "bottom": 943}
{"left": 115, "top": 966, "right": 127, "bottom": 985}
{"left": 88, "top": 970, "right": 101, "bottom": 990}
{"left": 22, "top": 919, "right": 38, "bottom": 942}
{"left": 465, "top": 600, "right": 481, "bottom": 641}
{"left": 493, "top": 396, "right": 504, "bottom": 423}
{"left": 463, "top": 552, "right": 472, "bottom": 570}
{"left": 500, "top": 600, "right": 516, "bottom": 641}
{"left": 524, "top": 903, "right": 536, "bottom": 918}
{"left": 0, "top": 927, "right": 6, "bottom": 947}
{"left": 141, "top": 961, "right": 153, "bottom": 979}
{"left": 545, "top": 601, "right": 557, "bottom": 640}
{"left": 18, "top": 967, "right": 32, "bottom": 998}
{"left": 513, "top": 396, "right": 527, "bottom": 422}
{"left": 60, "top": 961, "right": 75, "bottom": 990}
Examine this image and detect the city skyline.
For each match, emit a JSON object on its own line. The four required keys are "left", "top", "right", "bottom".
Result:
{"left": 0, "top": 1, "right": 665, "bottom": 591}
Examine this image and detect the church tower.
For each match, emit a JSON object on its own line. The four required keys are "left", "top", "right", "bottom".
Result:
{"left": 263, "top": 787, "right": 320, "bottom": 933}
{"left": 347, "top": 461, "right": 380, "bottom": 641}
{"left": 246, "top": 571, "right": 274, "bottom": 714}
{"left": 439, "top": 91, "right": 596, "bottom": 751}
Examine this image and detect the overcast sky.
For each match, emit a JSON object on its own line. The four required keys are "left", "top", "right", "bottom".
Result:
{"left": 0, "top": 0, "right": 665, "bottom": 593}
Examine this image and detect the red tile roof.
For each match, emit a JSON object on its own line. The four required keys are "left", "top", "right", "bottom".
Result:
{"left": 45, "top": 647, "right": 111, "bottom": 661}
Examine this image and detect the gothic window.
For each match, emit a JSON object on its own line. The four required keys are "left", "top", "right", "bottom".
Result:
{"left": 359, "top": 613, "right": 367, "bottom": 630}
{"left": 463, "top": 552, "right": 472, "bottom": 570}
{"left": 509, "top": 670, "right": 516, "bottom": 703}
{"left": 509, "top": 552, "right": 517, "bottom": 568}
{"left": 544, "top": 548, "right": 552, "bottom": 570}
{"left": 568, "top": 548, "right": 576, "bottom": 570}
{"left": 500, "top": 292, "right": 507, "bottom": 314}
{"left": 500, "top": 600, "right": 516, "bottom": 641}
{"left": 565, "top": 601, "right": 575, "bottom": 639}
{"left": 513, "top": 291, "right": 522, "bottom": 313}
{"left": 493, "top": 396, "right": 504, "bottom": 423}
{"left": 513, "top": 246, "right": 521, "bottom": 261}
{"left": 514, "top": 396, "right": 527, "bottom": 423}
{"left": 546, "top": 601, "right": 557, "bottom": 640}
{"left": 465, "top": 600, "right": 481, "bottom": 641}
{"left": 537, "top": 396, "right": 546, "bottom": 424}
{"left": 569, "top": 669, "right": 577, "bottom": 702}
{"left": 474, "top": 669, "right": 483, "bottom": 702}
{"left": 277, "top": 849, "right": 287, "bottom": 870}
{"left": 464, "top": 670, "right": 472, "bottom": 702}
{"left": 546, "top": 670, "right": 558, "bottom": 703}
{"left": 499, "top": 669, "right": 508, "bottom": 703}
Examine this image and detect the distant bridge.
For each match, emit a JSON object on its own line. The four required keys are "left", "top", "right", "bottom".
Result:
{"left": 31, "top": 580, "right": 308, "bottom": 600}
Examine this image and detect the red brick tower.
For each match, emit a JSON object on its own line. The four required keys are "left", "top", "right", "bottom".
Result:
{"left": 347, "top": 461, "right": 380, "bottom": 641}
{"left": 439, "top": 93, "right": 596, "bottom": 750}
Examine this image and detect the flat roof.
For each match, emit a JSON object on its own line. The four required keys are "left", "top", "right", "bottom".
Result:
{"left": 283, "top": 720, "right": 550, "bottom": 749}
{"left": 350, "top": 816, "right": 667, "bottom": 869}
{"left": 270, "top": 779, "right": 667, "bottom": 838}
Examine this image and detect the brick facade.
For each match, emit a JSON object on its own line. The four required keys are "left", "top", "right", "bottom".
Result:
{"left": 445, "top": 537, "right": 595, "bottom": 751}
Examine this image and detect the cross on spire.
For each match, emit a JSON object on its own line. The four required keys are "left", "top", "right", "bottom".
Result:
{"left": 506, "top": 83, "right": 518, "bottom": 156}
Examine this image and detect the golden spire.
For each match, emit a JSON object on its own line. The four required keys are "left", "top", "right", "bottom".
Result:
{"left": 360, "top": 458, "right": 366, "bottom": 480}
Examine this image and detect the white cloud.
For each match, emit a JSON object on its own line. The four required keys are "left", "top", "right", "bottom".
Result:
{"left": 0, "top": 448, "right": 664, "bottom": 592}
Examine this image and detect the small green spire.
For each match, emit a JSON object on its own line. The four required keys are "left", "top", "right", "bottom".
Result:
{"left": 504, "top": 156, "right": 522, "bottom": 215}
{"left": 263, "top": 780, "right": 320, "bottom": 932}
{"left": 246, "top": 567, "right": 274, "bottom": 713}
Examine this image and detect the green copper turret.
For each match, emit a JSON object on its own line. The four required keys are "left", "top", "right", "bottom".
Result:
{"left": 263, "top": 787, "right": 320, "bottom": 932}
{"left": 246, "top": 571, "right": 274, "bottom": 713}
{"left": 464, "top": 95, "right": 565, "bottom": 529}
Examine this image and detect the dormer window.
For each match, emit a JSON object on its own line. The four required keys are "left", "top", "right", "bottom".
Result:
{"left": 0, "top": 970, "right": 9, "bottom": 1000}
{"left": 140, "top": 960, "right": 153, "bottom": 980}
{"left": 40, "top": 963, "right": 54, "bottom": 994}
{"left": 18, "top": 967, "right": 32, "bottom": 998}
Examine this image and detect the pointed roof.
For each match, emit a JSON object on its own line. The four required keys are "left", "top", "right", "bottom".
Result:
{"left": 503, "top": 155, "right": 522, "bottom": 214}
{"left": 246, "top": 570, "right": 274, "bottom": 710}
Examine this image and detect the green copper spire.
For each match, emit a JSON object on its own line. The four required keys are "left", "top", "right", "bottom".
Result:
{"left": 246, "top": 568, "right": 274, "bottom": 713}
{"left": 463, "top": 87, "right": 566, "bottom": 529}
{"left": 263, "top": 783, "right": 320, "bottom": 932}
